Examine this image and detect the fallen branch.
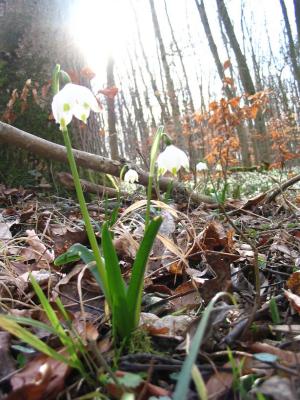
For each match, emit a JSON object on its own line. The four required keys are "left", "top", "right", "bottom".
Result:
{"left": 264, "top": 172, "right": 300, "bottom": 203}
{"left": 0, "top": 121, "right": 215, "bottom": 204}
{"left": 57, "top": 172, "right": 128, "bottom": 197}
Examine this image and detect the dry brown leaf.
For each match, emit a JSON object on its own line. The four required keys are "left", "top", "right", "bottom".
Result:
{"left": 7, "top": 354, "right": 70, "bottom": 400}
{"left": 286, "top": 272, "right": 300, "bottom": 296}
{"left": 284, "top": 289, "right": 300, "bottom": 314}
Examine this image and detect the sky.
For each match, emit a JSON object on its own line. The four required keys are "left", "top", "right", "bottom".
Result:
{"left": 69, "top": 0, "right": 296, "bottom": 109}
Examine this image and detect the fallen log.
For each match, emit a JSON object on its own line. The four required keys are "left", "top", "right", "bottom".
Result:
{"left": 57, "top": 172, "right": 128, "bottom": 197}
{"left": 0, "top": 121, "right": 215, "bottom": 204}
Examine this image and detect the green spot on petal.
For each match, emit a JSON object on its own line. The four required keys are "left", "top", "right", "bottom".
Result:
{"left": 63, "top": 103, "right": 71, "bottom": 112}
{"left": 83, "top": 102, "right": 89, "bottom": 109}
{"left": 81, "top": 114, "right": 87, "bottom": 123}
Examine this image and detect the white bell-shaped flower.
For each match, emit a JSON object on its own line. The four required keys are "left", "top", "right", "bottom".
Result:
{"left": 52, "top": 83, "right": 101, "bottom": 130}
{"left": 156, "top": 145, "right": 189, "bottom": 176}
{"left": 215, "top": 163, "right": 223, "bottom": 171}
{"left": 196, "top": 161, "right": 208, "bottom": 172}
{"left": 124, "top": 169, "right": 139, "bottom": 184}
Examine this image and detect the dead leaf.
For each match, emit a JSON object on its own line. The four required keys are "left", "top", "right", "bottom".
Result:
{"left": 287, "top": 272, "right": 300, "bottom": 296}
{"left": 140, "top": 312, "right": 194, "bottom": 338}
{"left": 0, "top": 332, "right": 16, "bottom": 380}
{"left": 284, "top": 289, "right": 300, "bottom": 315}
{"left": 7, "top": 354, "right": 70, "bottom": 400}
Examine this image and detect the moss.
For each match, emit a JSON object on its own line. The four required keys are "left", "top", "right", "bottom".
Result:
{"left": 127, "top": 328, "right": 154, "bottom": 354}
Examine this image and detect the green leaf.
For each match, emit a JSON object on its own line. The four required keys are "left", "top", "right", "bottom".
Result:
{"left": 0, "top": 314, "right": 69, "bottom": 365}
{"left": 117, "top": 372, "right": 143, "bottom": 388}
{"left": 253, "top": 353, "right": 278, "bottom": 363}
{"left": 173, "top": 292, "right": 236, "bottom": 400}
{"left": 54, "top": 243, "right": 95, "bottom": 266}
{"left": 102, "top": 222, "right": 131, "bottom": 338}
{"left": 30, "top": 275, "right": 69, "bottom": 342}
{"left": 127, "top": 216, "right": 162, "bottom": 329}
{"left": 54, "top": 244, "right": 106, "bottom": 294}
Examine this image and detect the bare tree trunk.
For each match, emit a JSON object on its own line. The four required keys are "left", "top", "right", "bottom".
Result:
{"left": 195, "top": 0, "right": 251, "bottom": 166}
{"left": 280, "top": 0, "right": 300, "bottom": 94}
{"left": 164, "top": 0, "right": 194, "bottom": 113}
{"left": 216, "top": 0, "right": 270, "bottom": 163}
{"left": 294, "top": 0, "right": 300, "bottom": 47}
{"left": 128, "top": 52, "right": 149, "bottom": 152}
{"left": 130, "top": 0, "right": 169, "bottom": 123}
{"left": 106, "top": 56, "right": 119, "bottom": 160}
{"left": 149, "top": 0, "right": 183, "bottom": 147}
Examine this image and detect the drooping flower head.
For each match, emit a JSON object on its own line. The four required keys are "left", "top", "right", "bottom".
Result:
{"left": 196, "top": 161, "right": 208, "bottom": 172}
{"left": 156, "top": 145, "right": 189, "bottom": 176}
{"left": 124, "top": 169, "right": 139, "bottom": 184}
{"left": 215, "top": 163, "right": 222, "bottom": 172}
{"left": 52, "top": 83, "right": 101, "bottom": 130}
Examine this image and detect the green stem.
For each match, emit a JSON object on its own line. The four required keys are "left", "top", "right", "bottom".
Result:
{"left": 62, "top": 128, "right": 110, "bottom": 303}
{"left": 145, "top": 126, "right": 164, "bottom": 229}
{"left": 145, "top": 173, "right": 153, "bottom": 229}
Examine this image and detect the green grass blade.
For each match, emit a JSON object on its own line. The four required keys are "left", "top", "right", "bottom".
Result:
{"left": 173, "top": 292, "right": 236, "bottom": 400}
{"left": 3, "top": 315, "right": 58, "bottom": 335}
{"left": 0, "top": 314, "right": 70, "bottom": 365}
{"left": 127, "top": 216, "right": 162, "bottom": 328}
{"left": 102, "top": 222, "right": 131, "bottom": 338}
{"left": 30, "top": 275, "right": 70, "bottom": 344}
{"left": 191, "top": 365, "right": 208, "bottom": 400}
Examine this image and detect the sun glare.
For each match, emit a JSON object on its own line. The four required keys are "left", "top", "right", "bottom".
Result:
{"left": 70, "top": 0, "right": 136, "bottom": 80}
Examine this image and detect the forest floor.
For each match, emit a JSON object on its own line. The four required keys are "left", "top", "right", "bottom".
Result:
{"left": 0, "top": 171, "right": 300, "bottom": 400}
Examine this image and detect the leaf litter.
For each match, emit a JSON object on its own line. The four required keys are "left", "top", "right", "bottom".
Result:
{"left": 0, "top": 181, "right": 300, "bottom": 399}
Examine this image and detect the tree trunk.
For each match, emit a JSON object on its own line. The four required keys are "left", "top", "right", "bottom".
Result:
{"left": 106, "top": 56, "right": 119, "bottom": 160}
{"left": 149, "top": 0, "right": 183, "bottom": 147}
{"left": 195, "top": 0, "right": 251, "bottom": 166}
{"left": 280, "top": 0, "right": 300, "bottom": 94}
{"left": 130, "top": 0, "right": 169, "bottom": 124}
{"left": 216, "top": 0, "right": 270, "bottom": 163}
{"left": 164, "top": 0, "right": 194, "bottom": 113}
{"left": 294, "top": 0, "right": 300, "bottom": 46}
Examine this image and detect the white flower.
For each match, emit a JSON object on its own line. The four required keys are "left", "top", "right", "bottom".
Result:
{"left": 124, "top": 169, "right": 139, "bottom": 184}
{"left": 52, "top": 83, "right": 100, "bottom": 130}
{"left": 215, "top": 163, "right": 222, "bottom": 171}
{"left": 196, "top": 161, "right": 208, "bottom": 172}
{"left": 156, "top": 145, "right": 189, "bottom": 176}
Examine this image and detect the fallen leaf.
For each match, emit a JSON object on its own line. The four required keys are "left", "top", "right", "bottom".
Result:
{"left": 7, "top": 354, "right": 70, "bottom": 400}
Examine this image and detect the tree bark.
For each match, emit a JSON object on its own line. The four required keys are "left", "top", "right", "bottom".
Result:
{"left": 106, "top": 56, "right": 119, "bottom": 160}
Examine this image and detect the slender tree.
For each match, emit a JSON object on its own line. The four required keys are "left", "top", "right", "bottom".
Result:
{"left": 106, "top": 56, "right": 119, "bottom": 160}
{"left": 195, "top": 0, "right": 251, "bottom": 166}
{"left": 130, "top": 0, "right": 169, "bottom": 123}
{"left": 149, "top": 0, "right": 183, "bottom": 147}
{"left": 280, "top": 0, "right": 300, "bottom": 94}
{"left": 164, "top": 0, "right": 194, "bottom": 113}
{"left": 294, "top": 0, "right": 300, "bottom": 45}
{"left": 216, "top": 0, "right": 270, "bottom": 163}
